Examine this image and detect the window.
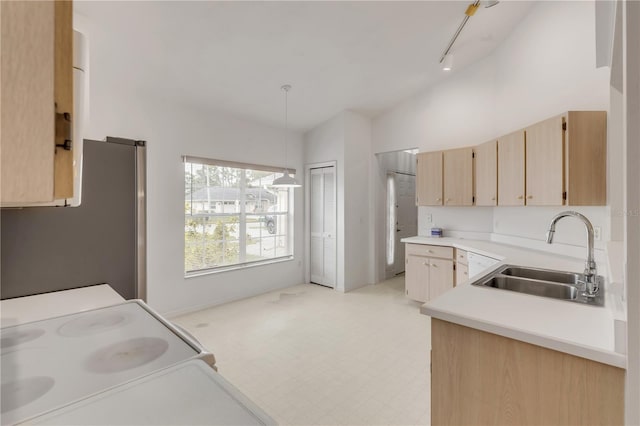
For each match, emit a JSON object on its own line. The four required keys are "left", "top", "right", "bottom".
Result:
{"left": 184, "top": 156, "right": 294, "bottom": 275}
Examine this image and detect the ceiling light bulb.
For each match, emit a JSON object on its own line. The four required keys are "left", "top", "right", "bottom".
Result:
{"left": 442, "top": 54, "right": 454, "bottom": 71}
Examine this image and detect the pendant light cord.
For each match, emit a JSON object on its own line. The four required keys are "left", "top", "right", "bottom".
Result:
{"left": 284, "top": 86, "right": 288, "bottom": 172}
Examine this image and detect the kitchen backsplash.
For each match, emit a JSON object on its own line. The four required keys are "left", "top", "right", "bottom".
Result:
{"left": 418, "top": 205, "right": 611, "bottom": 251}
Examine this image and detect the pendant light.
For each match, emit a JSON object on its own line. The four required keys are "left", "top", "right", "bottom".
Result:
{"left": 272, "top": 84, "right": 301, "bottom": 188}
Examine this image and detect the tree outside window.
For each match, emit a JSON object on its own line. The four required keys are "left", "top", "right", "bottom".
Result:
{"left": 184, "top": 159, "right": 293, "bottom": 274}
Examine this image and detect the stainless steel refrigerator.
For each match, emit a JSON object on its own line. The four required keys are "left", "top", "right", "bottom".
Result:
{"left": 1, "top": 137, "right": 146, "bottom": 300}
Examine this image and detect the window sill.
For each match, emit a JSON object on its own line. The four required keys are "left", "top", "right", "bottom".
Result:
{"left": 184, "top": 256, "right": 294, "bottom": 279}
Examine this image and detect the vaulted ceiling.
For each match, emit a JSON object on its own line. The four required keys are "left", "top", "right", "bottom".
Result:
{"left": 75, "top": 1, "right": 534, "bottom": 131}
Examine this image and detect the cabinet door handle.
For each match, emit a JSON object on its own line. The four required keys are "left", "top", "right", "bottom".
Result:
{"left": 431, "top": 263, "right": 438, "bottom": 268}
{"left": 423, "top": 261, "right": 429, "bottom": 266}
{"left": 491, "top": 197, "right": 496, "bottom": 201}
{"left": 527, "top": 195, "right": 533, "bottom": 199}
{"left": 464, "top": 272, "right": 468, "bottom": 275}
{"left": 446, "top": 198, "right": 452, "bottom": 202}
{"left": 517, "top": 195, "right": 524, "bottom": 199}
{"left": 436, "top": 198, "right": 442, "bottom": 202}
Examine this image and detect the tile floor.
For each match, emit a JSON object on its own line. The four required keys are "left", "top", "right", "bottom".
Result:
{"left": 173, "top": 276, "right": 431, "bottom": 425}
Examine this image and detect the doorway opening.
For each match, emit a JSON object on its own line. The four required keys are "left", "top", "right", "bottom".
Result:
{"left": 376, "top": 149, "right": 418, "bottom": 280}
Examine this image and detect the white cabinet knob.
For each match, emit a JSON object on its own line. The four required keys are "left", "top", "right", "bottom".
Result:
{"left": 432, "top": 263, "right": 438, "bottom": 268}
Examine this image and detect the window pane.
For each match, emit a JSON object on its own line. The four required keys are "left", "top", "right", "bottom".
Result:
{"left": 246, "top": 213, "right": 290, "bottom": 261}
{"left": 185, "top": 215, "right": 241, "bottom": 272}
{"left": 185, "top": 159, "right": 293, "bottom": 273}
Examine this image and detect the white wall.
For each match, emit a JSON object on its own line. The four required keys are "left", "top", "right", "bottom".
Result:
{"left": 85, "top": 86, "right": 305, "bottom": 316}
{"left": 418, "top": 207, "right": 493, "bottom": 238}
{"left": 609, "top": 0, "right": 625, "bottom": 242}
{"left": 373, "top": 56, "right": 498, "bottom": 153}
{"left": 303, "top": 111, "right": 373, "bottom": 291}
{"left": 493, "top": 1, "right": 610, "bottom": 133}
{"left": 493, "top": 206, "right": 609, "bottom": 250}
{"left": 343, "top": 112, "right": 373, "bottom": 289}
{"left": 372, "top": 0, "right": 612, "bottom": 250}
{"left": 80, "top": 17, "right": 305, "bottom": 316}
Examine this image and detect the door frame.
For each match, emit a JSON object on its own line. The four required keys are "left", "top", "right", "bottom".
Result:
{"left": 385, "top": 170, "right": 417, "bottom": 279}
{"left": 304, "top": 161, "right": 338, "bottom": 288}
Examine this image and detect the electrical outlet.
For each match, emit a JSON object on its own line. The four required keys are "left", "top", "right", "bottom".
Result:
{"left": 594, "top": 226, "right": 602, "bottom": 241}
{"left": 426, "top": 213, "right": 433, "bottom": 223}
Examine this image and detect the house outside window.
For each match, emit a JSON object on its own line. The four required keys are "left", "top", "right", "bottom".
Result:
{"left": 184, "top": 156, "right": 294, "bottom": 275}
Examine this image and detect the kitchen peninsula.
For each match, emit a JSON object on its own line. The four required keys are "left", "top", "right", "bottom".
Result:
{"left": 403, "top": 236, "right": 625, "bottom": 425}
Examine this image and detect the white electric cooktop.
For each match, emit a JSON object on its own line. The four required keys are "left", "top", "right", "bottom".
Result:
{"left": 19, "top": 359, "right": 274, "bottom": 425}
{"left": 1, "top": 301, "right": 212, "bottom": 425}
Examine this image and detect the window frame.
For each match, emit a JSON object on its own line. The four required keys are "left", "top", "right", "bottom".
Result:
{"left": 183, "top": 156, "right": 296, "bottom": 277}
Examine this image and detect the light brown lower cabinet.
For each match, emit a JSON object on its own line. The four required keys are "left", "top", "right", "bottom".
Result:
{"left": 405, "top": 244, "right": 454, "bottom": 303}
{"left": 431, "top": 319, "right": 624, "bottom": 425}
{"left": 455, "top": 249, "right": 468, "bottom": 285}
{"left": 455, "top": 262, "right": 468, "bottom": 285}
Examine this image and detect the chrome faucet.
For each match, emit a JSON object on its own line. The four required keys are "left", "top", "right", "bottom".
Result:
{"left": 546, "top": 211, "right": 599, "bottom": 297}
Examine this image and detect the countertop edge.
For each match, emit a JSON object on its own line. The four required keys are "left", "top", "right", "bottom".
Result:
{"left": 421, "top": 304, "right": 627, "bottom": 369}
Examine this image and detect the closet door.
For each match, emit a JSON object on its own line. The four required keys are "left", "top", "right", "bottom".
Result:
{"left": 310, "top": 166, "right": 336, "bottom": 288}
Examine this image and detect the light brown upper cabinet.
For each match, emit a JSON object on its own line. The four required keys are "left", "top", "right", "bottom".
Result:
{"left": 1, "top": 0, "right": 74, "bottom": 205}
{"left": 525, "top": 115, "right": 564, "bottom": 205}
{"left": 443, "top": 148, "right": 473, "bottom": 206}
{"left": 474, "top": 141, "right": 497, "bottom": 206}
{"left": 416, "top": 151, "right": 443, "bottom": 206}
{"left": 497, "top": 130, "right": 526, "bottom": 206}
{"left": 416, "top": 111, "right": 606, "bottom": 208}
{"left": 525, "top": 111, "right": 607, "bottom": 206}
{"left": 563, "top": 111, "right": 607, "bottom": 205}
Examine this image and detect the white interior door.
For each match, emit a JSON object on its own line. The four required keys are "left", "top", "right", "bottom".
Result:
{"left": 310, "top": 166, "right": 336, "bottom": 288}
{"left": 386, "top": 172, "right": 417, "bottom": 278}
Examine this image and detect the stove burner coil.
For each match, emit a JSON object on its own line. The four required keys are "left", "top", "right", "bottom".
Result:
{"left": 58, "top": 312, "right": 130, "bottom": 337}
{"left": 1, "top": 376, "right": 55, "bottom": 413}
{"left": 1, "top": 328, "right": 46, "bottom": 350}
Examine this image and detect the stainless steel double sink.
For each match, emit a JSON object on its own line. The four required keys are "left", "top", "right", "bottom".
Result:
{"left": 472, "top": 265, "right": 604, "bottom": 306}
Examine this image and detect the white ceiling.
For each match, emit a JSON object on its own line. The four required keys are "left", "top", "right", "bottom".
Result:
{"left": 75, "top": 1, "right": 534, "bottom": 132}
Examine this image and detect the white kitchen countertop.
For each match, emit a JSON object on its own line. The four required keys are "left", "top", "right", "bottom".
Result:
{"left": 402, "top": 236, "right": 627, "bottom": 369}
{"left": 1, "top": 284, "right": 126, "bottom": 327}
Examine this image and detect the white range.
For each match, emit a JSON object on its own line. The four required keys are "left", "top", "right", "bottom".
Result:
{"left": 1, "top": 300, "right": 274, "bottom": 425}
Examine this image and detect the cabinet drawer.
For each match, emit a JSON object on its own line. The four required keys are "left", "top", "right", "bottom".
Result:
{"left": 406, "top": 244, "right": 453, "bottom": 259}
{"left": 456, "top": 250, "right": 468, "bottom": 265}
